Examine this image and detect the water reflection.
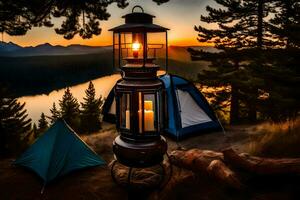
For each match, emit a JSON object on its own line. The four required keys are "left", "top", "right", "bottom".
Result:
{"left": 19, "top": 71, "right": 166, "bottom": 123}
{"left": 19, "top": 74, "right": 121, "bottom": 123}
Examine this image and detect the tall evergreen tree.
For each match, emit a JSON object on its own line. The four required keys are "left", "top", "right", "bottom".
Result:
{"left": 50, "top": 102, "right": 60, "bottom": 124}
{"left": 59, "top": 88, "right": 80, "bottom": 130}
{"left": 32, "top": 123, "right": 38, "bottom": 138}
{"left": 269, "top": 0, "right": 300, "bottom": 48}
{"left": 80, "top": 82, "right": 104, "bottom": 133}
{"left": 260, "top": 0, "right": 300, "bottom": 122}
{"left": 190, "top": 0, "right": 271, "bottom": 124}
{"left": 0, "top": 87, "right": 31, "bottom": 155}
{"left": 37, "top": 112, "right": 48, "bottom": 135}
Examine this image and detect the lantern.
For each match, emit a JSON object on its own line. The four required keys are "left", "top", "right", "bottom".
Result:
{"left": 109, "top": 6, "right": 169, "bottom": 169}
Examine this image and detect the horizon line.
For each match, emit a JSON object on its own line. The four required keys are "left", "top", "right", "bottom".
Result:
{"left": 1, "top": 41, "right": 214, "bottom": 48}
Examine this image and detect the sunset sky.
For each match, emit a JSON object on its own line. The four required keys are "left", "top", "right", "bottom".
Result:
{"left": 5, "top": 0, "right": 216, "bottom": 47}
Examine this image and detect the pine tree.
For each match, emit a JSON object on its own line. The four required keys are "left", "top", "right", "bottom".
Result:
{"left": 32, "top": 123, "right": 38, "bottom": 138}
{"left": 269, "top": 0, "right": 300, "bottom": 48}
{"left": 37, "top": 112, "right": 48, "bottom": 135}
{"left": 50, "top": 102, "right": 60, "bottom": 124}
{"left": 260, "top": 0, "right": 300, "bottom": 122}
{"left": 0, "top": 87, "right": 31, "bottom": 155}
{"left": 59, "top": 88, "right": 80, "bottom": 130}
{"left": 80, "top": 82, "right": 104, "bottom": 133}
{"left": 191, "top": 0, "right": 271, "bottom": 124}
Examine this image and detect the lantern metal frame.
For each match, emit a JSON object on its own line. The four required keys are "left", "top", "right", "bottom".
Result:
{"left": 109, "top": 5, "right": 172, "bottom": 189}
{"left": 110, "top": 5, "right": 169, "bottom": 71}
{"left": 115, "top": 84, "right": 165, "bottom": 140}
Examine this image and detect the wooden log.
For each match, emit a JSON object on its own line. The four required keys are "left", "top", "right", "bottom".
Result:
{"left": 169, "top": 149, "right": 243, "bottom": 189}
{"left": 207, "top": 160, "right": 244, "bottom": 189}
{"left": 223, "top": 148, "right": 300, "bottom": 175}
{"left": 169, "top": 149, "right": 224, "bottom": 174}
{"left": 169, "top": 148, "right": 300, "bottom": 189}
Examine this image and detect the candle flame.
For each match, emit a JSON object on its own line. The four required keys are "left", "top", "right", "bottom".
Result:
{"left": 132, "top": 42, "right": 141, "bottom": 51}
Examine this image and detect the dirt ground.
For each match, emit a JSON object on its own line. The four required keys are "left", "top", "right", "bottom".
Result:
{"left": 0, "top": 123, "right": 299, "bottom": 200}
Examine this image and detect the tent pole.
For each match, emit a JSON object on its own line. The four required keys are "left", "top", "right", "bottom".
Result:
{"left": 216, "top": 117, "right": 226, "bottom": 135}
{"left": 165, "top": 31, "right": 168, "bottom": 74}
{"left": 41, "top": 184, "right": 46, "bottom": 194}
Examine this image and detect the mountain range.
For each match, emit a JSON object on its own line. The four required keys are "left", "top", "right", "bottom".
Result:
{"left": 0, "top": 42, "right": 111, "bottom": 57}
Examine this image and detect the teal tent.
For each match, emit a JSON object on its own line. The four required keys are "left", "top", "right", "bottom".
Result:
{"left": 14, "top": 119, "right": 105, "bottom": 185}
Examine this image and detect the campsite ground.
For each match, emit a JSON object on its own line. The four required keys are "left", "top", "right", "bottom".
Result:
{"left": 0, "top": 123, "right": 299, "bottom": 200}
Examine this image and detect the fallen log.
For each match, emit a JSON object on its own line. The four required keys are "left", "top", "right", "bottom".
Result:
{"left": 169, "top": 149, "right": 223, "bottom": 174}
{"left": 169, "top": 148, "right": 300, "bottom": 189}
{"left": 207, "top": 160, "right": 244, "bottom": 189}
{"left": 169, "top": 149, "right": 242, "bottom": 189}
{"left": 223, "top": 148, "right": 300, "bottom": 175}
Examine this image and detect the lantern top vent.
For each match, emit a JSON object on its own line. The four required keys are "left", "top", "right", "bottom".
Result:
{"left": 109, "top": 5, "right": 169, "bottom": 33}
{"left": 123, "top": 5, "right": 154, "bottom": 24}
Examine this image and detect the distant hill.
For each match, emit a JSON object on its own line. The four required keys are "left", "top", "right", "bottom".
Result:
{"left": 0, "top": 42, "right": 22, "bottom": 52}
{"left": 0, "top": 42, "right": 111, "bottom": 57}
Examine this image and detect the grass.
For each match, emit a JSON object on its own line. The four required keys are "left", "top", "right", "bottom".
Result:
{"left": 248, "top": 119, "right": 300, "bottom": 158}
{"left": 81, "top": 123, "right": 117, "bottom": 158}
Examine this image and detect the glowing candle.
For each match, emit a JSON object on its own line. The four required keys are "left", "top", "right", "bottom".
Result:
{"left": 125, "top": 110, "right": 130, "bottom": 129}
{"left": 144, "top": 110, "right": 154, "bottom": 131}
{"left": 144, "top": 100, "right": 154, "bottom": 131}
{"left": 132, "top": 42, "right": 141, "bottom": 58}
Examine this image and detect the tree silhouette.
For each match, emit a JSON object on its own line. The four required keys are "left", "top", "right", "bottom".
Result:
{"left": 59, "top": 88, "right": 80, "bottom": 130}
{"left": 50, "top": 102, "right": 60, "bottom": 124}
{"left": 191, "top": 0, "right": 300, "bottom": 123}
{"left": 37, "top": 112, "right": 49, "bottom": 135}
{"left": 191, "top": 0, "right": 272, "bottom": 124}
{"left": 80, "top": 81, "right": 104, "bottom": 133}
{"left": 269, "top": 0, "right": 300, "bottom": 48}
{"left": 0, "top": 87, "right": 31, "bottom": 155}
{"left": 0, "top": 0, "right": 169, "bottom": 39}
{"left": 261, "top": 0, "right": 300, "bottom": 122}
{"left": 32, "top": 123, "right": 38, "bottom": 138}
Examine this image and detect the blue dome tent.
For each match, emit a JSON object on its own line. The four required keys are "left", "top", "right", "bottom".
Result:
{"left": 14, "top": 119, "right": 105, "bottom": 187}
{"left": 102, "top": 74, "right": 222, "bottom": 140}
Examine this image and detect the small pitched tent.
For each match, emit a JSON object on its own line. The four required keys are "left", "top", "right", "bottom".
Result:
{"left": 160, "top": 74, "right": 222, "bottom": 139}
{"left": 14, "top": 119, "right": 105, "bottom": 185}
{"left": 102, "top": 74, "right": 222, "bottom": 140}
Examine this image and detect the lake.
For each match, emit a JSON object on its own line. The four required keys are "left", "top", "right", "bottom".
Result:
{"left": 18, "top": 71, "right": 166, "bottom": 124}
{"left": 18, "top": 74, "right": 121, "bottom": 123}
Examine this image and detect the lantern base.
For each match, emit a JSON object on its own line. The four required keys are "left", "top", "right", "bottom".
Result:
{"left": 110, "top": 154, "right": 172, "bottom": 190}
{"left": 113, "top": 135, "right": 167, "bottom": 168}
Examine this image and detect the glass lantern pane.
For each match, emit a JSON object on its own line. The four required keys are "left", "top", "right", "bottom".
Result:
{"left": 120, "top": 32, "right": 145, "bottom": 68}
{"left": 138, "top": 92, "right": 142, "bottom": 133}
{"left": 147, "top": 32, "right": 167, "bottom": 68}
{"left": 113, "top": 33, "right": 120, "bottom": 69}
{"left": 157, "top": 92, "right": 161, "bottom": 131}
{"left": 120, "top": 33, "right": 132, "bottom": 67}
{"left": 120, "top": 93, "right": 130, "bottom": 130}
{"left": 143, "top": 94, "right": 156, "bottom": 132}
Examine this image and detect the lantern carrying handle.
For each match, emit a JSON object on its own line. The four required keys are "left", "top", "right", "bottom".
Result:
{"left": 132, "top": 5, "right": 144, "bottom": 13}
